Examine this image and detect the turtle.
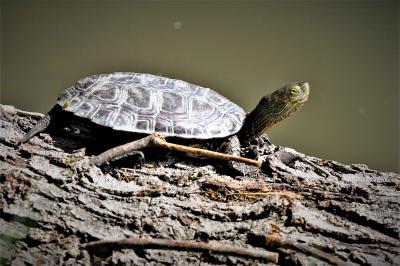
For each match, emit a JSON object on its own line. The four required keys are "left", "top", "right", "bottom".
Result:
{"left": 20, "top": 72, "right": 310, "bottom": 167}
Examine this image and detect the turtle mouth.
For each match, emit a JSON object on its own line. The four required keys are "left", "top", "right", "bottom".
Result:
{"left": 298, "top": 94, "right": 309, "bottom": 103}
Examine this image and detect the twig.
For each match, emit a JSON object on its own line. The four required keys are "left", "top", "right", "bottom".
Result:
{"left": 153, "top": 134, "right": 262, "bottom": 167}
{"left": 16, "top": 109, "right": 44, "bottom": 118}
{"left": 89, "top": 134, "right": 154, "bottom": 166}
{"left": 90, "top": 133, "right": 262, "bottom": 167}
{"left": 266, "top": 234, "right": 350, "bottom": 266}
{"left": 83, "top": 237, "right": 278, "bottom": 263}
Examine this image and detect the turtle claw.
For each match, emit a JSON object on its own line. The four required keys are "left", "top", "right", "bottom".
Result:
{"left": 165, "top": 151, "right": 179, "bottom": 167}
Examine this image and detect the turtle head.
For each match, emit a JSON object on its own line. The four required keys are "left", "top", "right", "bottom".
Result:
{"left": 238, "top": 81, "right": 310, "bottom": 143}
{"left": 273, "top": 81, "right": 310, "bottom": 109}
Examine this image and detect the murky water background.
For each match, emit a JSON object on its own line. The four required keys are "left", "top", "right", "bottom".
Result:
{"left": 1, "top": 1, "right": 398, "bottom": 172}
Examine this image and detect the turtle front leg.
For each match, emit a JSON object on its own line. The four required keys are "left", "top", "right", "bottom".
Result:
{"left": 89, "top": 133, "right": 262, "bottom": 167}
{"left": 219, "top": 135, "right": 260, "bottom": 176}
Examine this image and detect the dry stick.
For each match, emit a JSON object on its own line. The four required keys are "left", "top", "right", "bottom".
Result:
{"left": 89, "top": 134, "right": 154, "bottom": 166}
{"left": 90, "top": 133, "right": 262, "bottom": 167}
{"left": 266, "top": 234, "right": 350, "bottom": 266}
{"left": 16, "top": 109, "right": 44, "bottom": 118}
{"left": 83, "top": 237, "right": 278, "bottom": 263}
{"left": 152, "top": 134, "right": 262, "bottom": 167}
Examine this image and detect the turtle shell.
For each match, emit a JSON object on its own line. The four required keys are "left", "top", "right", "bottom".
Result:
{"left": 57, "top": 72, "right": 246, "bottom": 139}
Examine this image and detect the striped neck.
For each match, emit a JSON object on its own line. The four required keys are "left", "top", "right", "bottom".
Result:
{"left": 237, "top": 82, "right": 309, "bottom": 144}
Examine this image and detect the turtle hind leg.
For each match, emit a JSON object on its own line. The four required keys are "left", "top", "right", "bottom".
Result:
{"left": 19, "top": 106, "right": 59, "bottom": 144}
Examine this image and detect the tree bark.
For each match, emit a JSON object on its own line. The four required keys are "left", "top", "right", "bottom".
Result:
{"left": 0, "top": 104, "right": 399, "bottom": 265}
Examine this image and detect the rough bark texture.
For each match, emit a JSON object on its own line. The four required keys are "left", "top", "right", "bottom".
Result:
{"left": 0, "top": 104, "right": 399, "bottom": 265}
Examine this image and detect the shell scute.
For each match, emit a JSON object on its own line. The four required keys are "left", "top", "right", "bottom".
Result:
{"left": 161, "top": 91, "right": 186, "bottom": 114}
{"left": 135, "top": 119, "right": 151, "bottom": 132}
{"left": 113, "top": 109, "right": 135, "bottom": 131}
{"left": 91, "top": 107, "right": 117, "bottom": 128}
{"left": 90, "top": 85, "right": 121, "bottom": 102}
{"left": 126, "top": 86, "right": 152, "bottom": 109}
{"left": 190, "top": 98, "right": 215, "bottom": 120}
{"left": 154, "top": 118, "right": 172, "bottom": 134}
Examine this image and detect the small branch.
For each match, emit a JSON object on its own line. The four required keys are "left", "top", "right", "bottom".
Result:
{"left": 0, "top": 104, "right": 44, "bottom": 119}
{"left": 89, "top": 134, "right": 154, "bottom": 166}
{"left": 83, "top": 237, "right": 278, "bottom": 263}
{"left": 90, "top": 133, "right": 262, "bottom": 167}
{"left": 266, "top": 234, "right": 350, "bottom": 266}
{"left": 153, "top": 135, "right": 262, "bottom": 167}
{"left": 16, "top": 109, "right": 44, "bottom": 118}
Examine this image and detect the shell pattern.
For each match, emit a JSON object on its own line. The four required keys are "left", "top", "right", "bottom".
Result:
{"left": 57, "top": 72, "right": 246, "bottom": 139}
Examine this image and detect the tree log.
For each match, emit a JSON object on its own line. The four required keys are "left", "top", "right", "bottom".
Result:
{"left": 0, "top": 104, "right": 399, "bottom": 265}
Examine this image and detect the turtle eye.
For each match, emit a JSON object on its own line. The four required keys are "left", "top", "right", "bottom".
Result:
{"left": 289, "top": 86, "right": 300, "bottom": 95}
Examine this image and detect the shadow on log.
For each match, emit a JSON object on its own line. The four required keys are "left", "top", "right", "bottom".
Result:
{"left": 0, "top": 104, "right": 399, "bottom": 265}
